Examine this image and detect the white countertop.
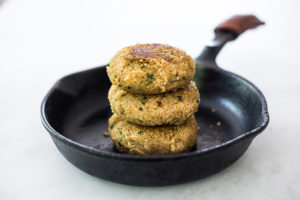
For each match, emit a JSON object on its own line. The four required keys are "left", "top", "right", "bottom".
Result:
{"left": 1, "top": 0, "right": 300, "bottom": 199}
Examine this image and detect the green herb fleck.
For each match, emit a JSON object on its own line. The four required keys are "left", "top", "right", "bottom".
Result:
{"left": 170, "top": 80, "right": 176, "bottom": 84}
{"left": 170, "top": 51, "right": 174, "bottom": 55}
{"left": 110, "top": 124, "right": 114, "bottom": 130}
{"left": 138, "top": 130, "right": 143, "bottom": 135}
{"left": 126, "top": 58, "right": 134, "bottom": 63}
{"left": 107, "top": 63, "right": 110, "bottom": 66}
{"left": 141, "top": 98, "right": 146, "bottom": 105}
{"left": 147, "top": 73, "right": 154, "bottom": 84}
{"left": 140, "top": 65, "right": 145, "bottom": 69}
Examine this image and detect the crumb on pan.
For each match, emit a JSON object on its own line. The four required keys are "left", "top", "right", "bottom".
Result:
{"left": 103, "top": 132, "right": 109, "bottom": 137}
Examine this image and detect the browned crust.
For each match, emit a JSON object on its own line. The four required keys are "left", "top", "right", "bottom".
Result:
{"left": 126, "top": 43, "right": 185, "bottom": 63}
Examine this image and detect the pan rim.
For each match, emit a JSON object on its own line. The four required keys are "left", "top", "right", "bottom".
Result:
{"left": 41, "top": 65, "right": 269, "bottom": 161}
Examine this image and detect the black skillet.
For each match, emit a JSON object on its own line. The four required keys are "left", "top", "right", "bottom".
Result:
{"left": 41, "top": 15, "right": 269, "bottom": 186}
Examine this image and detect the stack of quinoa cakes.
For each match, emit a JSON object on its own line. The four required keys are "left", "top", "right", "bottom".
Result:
{"left": 107, "top": 44, "right": 200, "bottom": 155}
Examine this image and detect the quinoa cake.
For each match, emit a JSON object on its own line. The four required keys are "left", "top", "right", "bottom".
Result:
{"left": 108, "top": 81, "right": 200, "bottom": 126}
{"left": 108, "top": 114, "right": 198, "bottom": 155}
{"left": 107, "top": 43, "right": 195, "bottom": 94}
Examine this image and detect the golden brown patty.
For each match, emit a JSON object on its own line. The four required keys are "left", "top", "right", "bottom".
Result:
{"left": 108, "top": 81, "right": 200, "bottom": 126}
{"left": 108, "top": 114, "right": 198, "bottom": 155}
{"left": 107, "top": 43, "right": 195, "bottom": 94}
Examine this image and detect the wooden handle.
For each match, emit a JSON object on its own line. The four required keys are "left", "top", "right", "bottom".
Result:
{"left": 214, "top": 15, "right": 265, "bottom": 36}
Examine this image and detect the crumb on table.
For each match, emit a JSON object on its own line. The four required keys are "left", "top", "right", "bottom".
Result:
{"left": 217, "top": 121, "right": 221, "bottom": 126}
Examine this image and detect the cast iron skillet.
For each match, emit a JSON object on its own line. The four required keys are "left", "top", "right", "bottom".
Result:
{"left": 41, "top": 15, "right": 269, "bottom": 186}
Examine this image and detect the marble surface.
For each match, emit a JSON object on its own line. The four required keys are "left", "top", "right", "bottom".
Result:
{"left": 1, "top": 0, "right": 300, "bottom": 199}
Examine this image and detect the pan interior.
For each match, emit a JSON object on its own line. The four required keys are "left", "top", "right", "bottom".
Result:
{"left": 43, "top": 66, "right": 265, "bottom": 154}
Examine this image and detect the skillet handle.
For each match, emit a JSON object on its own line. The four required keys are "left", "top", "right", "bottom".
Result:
{"left": 195, "top": 15, "right": 265, "bottom": 68}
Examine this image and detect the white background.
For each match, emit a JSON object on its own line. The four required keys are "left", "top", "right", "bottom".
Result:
{"left": 1, "top": 0, "right": 300, "bottom": 199}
